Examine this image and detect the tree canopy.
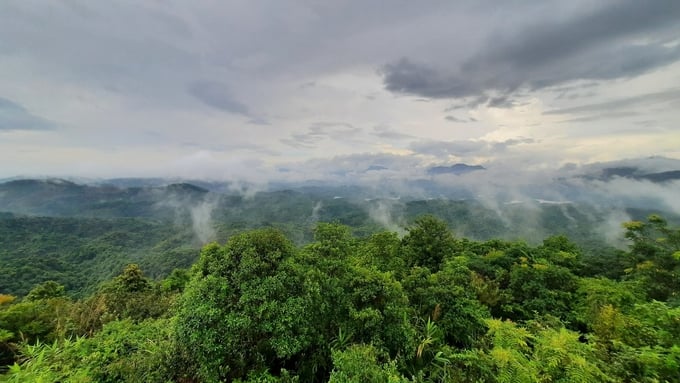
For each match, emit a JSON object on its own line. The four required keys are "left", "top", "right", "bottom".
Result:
{"left": 2, "top": 214, "right": 680, "bottom": 382}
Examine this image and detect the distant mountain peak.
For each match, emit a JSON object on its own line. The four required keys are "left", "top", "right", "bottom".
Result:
{"left": 2, "top": 178, "right": 81, "bottom": 189}
{"left": 365, "top": 165, "right": 388, "bottom": 172}
{"left": 588, "top": 167, "right": 680, "bottom": 183}
{"left": 427, "top": 163, "right": 485, "bottom": 175}
{"left": 164, "top": 183, "right": 209, "bottom": 194}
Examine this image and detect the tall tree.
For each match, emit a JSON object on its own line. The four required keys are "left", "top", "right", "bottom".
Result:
{"left": 401, "top": 215, "right": 457, "bottom": 272}
{"left": 175, "top": 229, "right": 313, "bottom": 382}
{"left": 622, "top": 215, "right": 680, "bottom": 301}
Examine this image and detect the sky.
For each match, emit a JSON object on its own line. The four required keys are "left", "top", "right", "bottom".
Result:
{"left": 1, "top": 0, "right": 680, "bottom": 182}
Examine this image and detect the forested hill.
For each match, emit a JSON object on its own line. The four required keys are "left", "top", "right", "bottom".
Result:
{"left": 0, "top": 216, "right": 197, "bottom": 297}
{"left": 0, "top": 215, "right": 678, "bottom": 382}
{"left": 1, "top": 178, "right": 678, "bottom": 297}
{"left": 0, "top": 179, "right": 209, "bottom": 218}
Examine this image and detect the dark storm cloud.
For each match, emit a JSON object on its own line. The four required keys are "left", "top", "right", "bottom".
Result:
{"left": 382, "top": 59, "right": 471, "bottom": 99}
{"left": 383, "top": 1, "right": 680, "bottom": 101}
{"left": 188, "top": 81, "right": 250, "bottom": 116}
{"left": 0, "top": 97, "right": 55, "bottom": 131}
{"left": 281, "top": 122, "right": 362, "bottom": 149}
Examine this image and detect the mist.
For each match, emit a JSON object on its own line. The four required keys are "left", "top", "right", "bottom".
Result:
{"left": 152, "top": 188, "right": 219, "bottom": 244}
{"left": 310, "top": 201, "right": 323, "bottom": 223}
{"left": 596, "top": 209, "right": 632, "bottom": 249}
{"left": 1, "top": 156, "right": 678, "bottom": 251}
{"left": 189, "top": 197, "right": 219, "bottom": 244}
{"left": 366, "top": 199, "right": 406, "bottom": 236}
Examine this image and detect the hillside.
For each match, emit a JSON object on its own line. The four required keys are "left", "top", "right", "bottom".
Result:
{"left": 1, "top": 178, "right": 679, "bottom": 297}
{"left": 0, "top": 215, "right": 197, "bottom": 297}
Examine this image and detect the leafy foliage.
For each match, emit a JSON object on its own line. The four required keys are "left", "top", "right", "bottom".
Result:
{"left": 0, "top": 216, "right": 198, "bottom": 297}
{"left": 175, "top": 229, "right": 314, "bottom": 382}
{"left": 1, "top": 318, "right": 174, "bottom": 383}
{"left": 622, "top": 215, "right": 680, "bottom": 302}
{"left": 1, "top": 214, "right": 679, "bottom": 382}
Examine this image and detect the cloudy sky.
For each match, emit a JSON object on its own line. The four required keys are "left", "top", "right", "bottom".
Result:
{"left": 1, "top": 0, "right": 679, "bottom": 181}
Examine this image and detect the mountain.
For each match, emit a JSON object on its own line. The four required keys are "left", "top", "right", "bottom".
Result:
{"left": 427, "top": 163, "right": 486, "bottom": 175}
{"left": 638, "top": 170, "right": 680, "bottom": 182}
{"left": 100, "top": 178, "right": 233, "bottom": 192}
{"left": 365, "top": 165, "right": 389, "bottom": 172}
{"left": 578, "top": 156, "right": 680, "bottom": 183}
{"left": 0, "top": 179, "right": 210, "bottom": 218}
{"left": 2, "top": 175, "right": 680, "bottom": 297}
{"left": 584, "top": 166, "right": 680, "bottom": 183}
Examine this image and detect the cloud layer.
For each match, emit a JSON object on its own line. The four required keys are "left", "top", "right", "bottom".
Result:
{"left": 382, "top": 1, "right": 680, "bottom": 101}
{"left": 0, "top": 0, "right": 678, "bottom": 180}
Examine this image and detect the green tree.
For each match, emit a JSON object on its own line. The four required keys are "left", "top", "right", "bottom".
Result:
{"left": 160, "top": 267, "right": 191, "bottom": 292}
{"left": 622, "top": 215, "right": 680, "bottom": 302}
{"left": 296, "top": 224, "right": 417, "bottom": 381}
{"left": 1, "top": 318, "right": 174, "bottom": 383}
{"left": 0, "top": 297, "right": 71, "bottom": 345}
{"left": 25, "top": 281, "right": 66, "bottom": 302}
{"left": 99, "top": 264, "right": 170, "bottom": 323}
{"left": 175, "top": 229, "right": 313, "bottom": 382}
{"left": 401, "top": 215, "right": 456, "bottom": 272}
{"left": 588, "top": 301, "right": 680, "bottom": 382}
{"left": 505, "top": 257, "right": 578, "bottom": 323}
{"left": 358, "top": 231, "right": 406, "bottom": 276}
{"left": 402, "top": 258, "right": 490, "bottom": 349}
{"left": 328, "top": 344, "right": 408, "bottom": 383}
{"left": 538, "top": 235, "right": 583, "bottom": 271}
{"left": 575, "top": 277, "right": 644, "bottom": 329}
{"left": 111, "top": 264, "right": 151, "bottom": 293}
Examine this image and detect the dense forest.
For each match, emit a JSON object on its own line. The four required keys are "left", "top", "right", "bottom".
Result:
{"left": 4, "top": 178, "right": 678, "bottom": 300}
{"left": 1, "top": 213, "right": 678, "bottom": 382}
